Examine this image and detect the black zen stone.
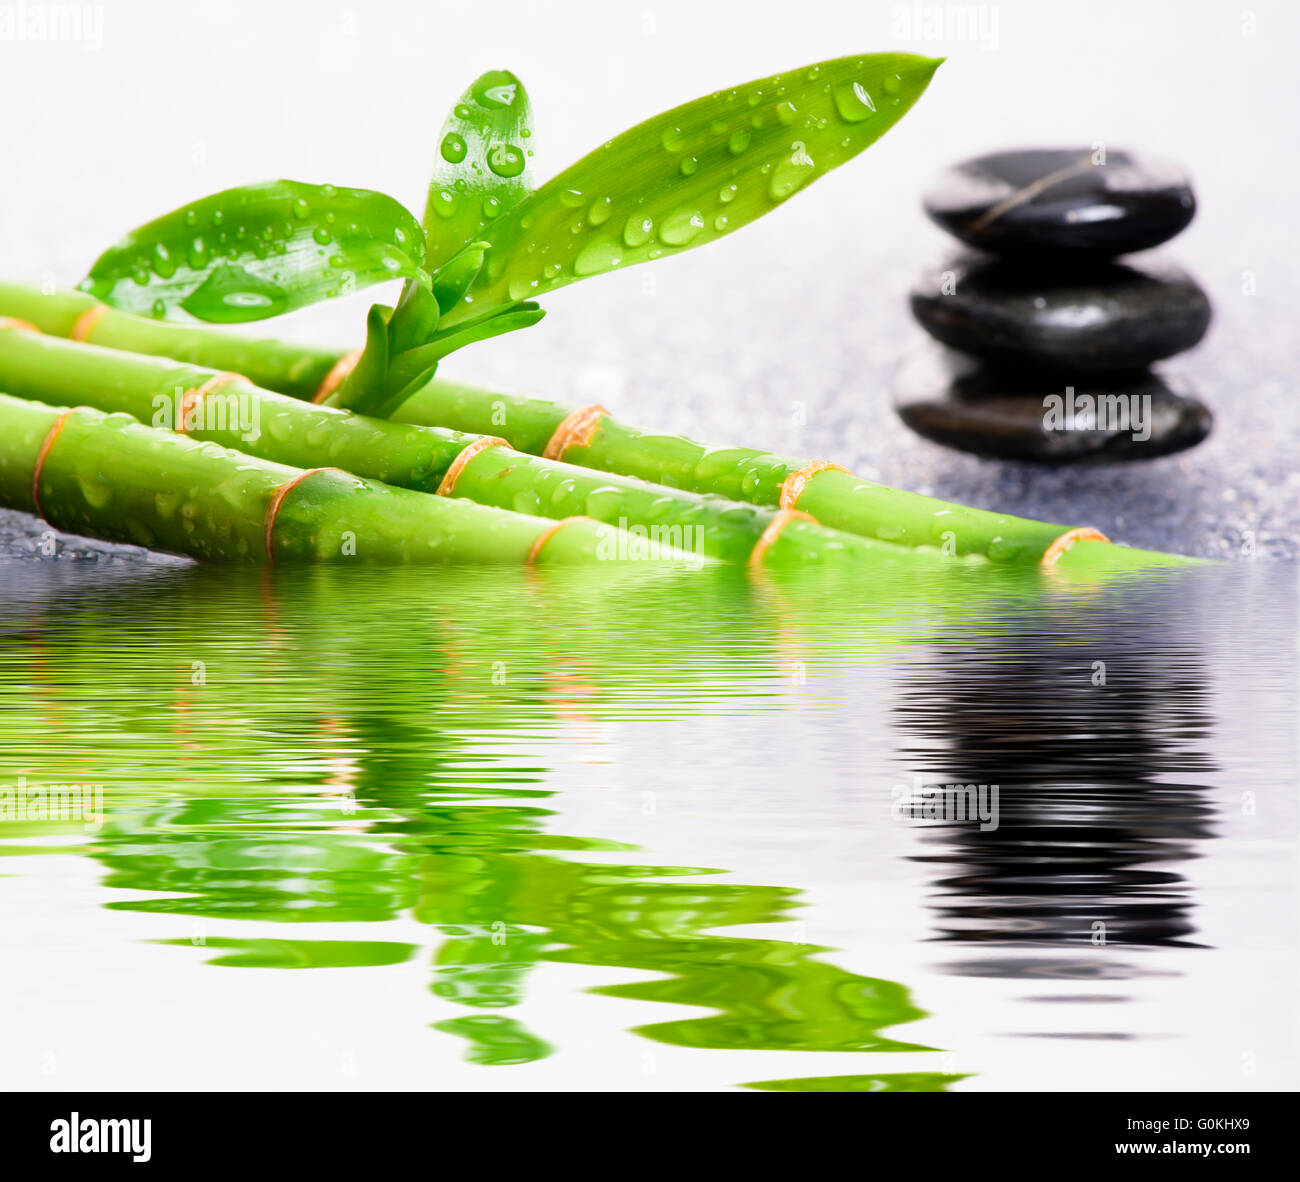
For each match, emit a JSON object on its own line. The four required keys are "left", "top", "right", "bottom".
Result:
{"left": 893, "top": 345, "right": 1213, "bottom": 462}
{"left": 923, "top": 148, "right": 1196, "bottom": 256}
{"left": 909, "top": 254, "right": 1212, "bottom": 372}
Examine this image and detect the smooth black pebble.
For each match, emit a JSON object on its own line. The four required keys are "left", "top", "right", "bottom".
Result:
{"left": 923, "top": 148, "right": 1196, "bottom": 256}
{"left": 910, "top": 253, "right": 1211, "bottom": 372}
{"left": 894, "top": 345, "right": 1213, "bottom": 462}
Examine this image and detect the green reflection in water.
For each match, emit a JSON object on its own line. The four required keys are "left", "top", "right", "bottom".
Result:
{"left": 745, "top": 1073, "right": 972, "bottom": 1092}
{"left": 0, "top": 559, "right": 1130, "bottom": 1086}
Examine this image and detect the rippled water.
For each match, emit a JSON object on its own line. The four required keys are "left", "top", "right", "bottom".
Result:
{"left": 0, "top": 559, "right": 1294, "bottom": 1091}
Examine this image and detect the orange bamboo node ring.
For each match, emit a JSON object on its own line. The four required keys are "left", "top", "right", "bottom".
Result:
{"left": 527, "top": 516, "right": 587, "bottom": 564}
{"left": 749, "top": 509, "right": 815, "bottom": 567}
{"left": 70, "top": 304, "right": 108, "bottom": 343}
{"left": 0, "top": 317, "right": 40, "bottom": 334}
{"left": 31, "top": 410, "right": 76, "bottom": 522}
{"left": 543, "top": 404, "right": 609, "bottom": 461}
{"left": 436, "top": 436, "right": 508, "bottom": 497}
{"left": 312, "top": 349, "right": 363, "bottom": 404}
{"left": 264, "top": 467, "right": 342, "bottom": 562}
{"left": 778, "top": 461, "right": 848, "bottom": 510}
{"left": 175, "top": 371, "right": 245, "bottom": 434}
{"left": 1041, "top": 526, "right": 1110, "bottom": 567}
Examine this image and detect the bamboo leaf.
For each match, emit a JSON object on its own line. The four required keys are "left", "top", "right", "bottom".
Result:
{"left": 82, "top": 181, "right": 426, "bottom": 323}
{"left": 422, "top": 69, "right": 537, "bottom": 272}
{"left": 447, "top": 53, "right": 942, "bottom": 320}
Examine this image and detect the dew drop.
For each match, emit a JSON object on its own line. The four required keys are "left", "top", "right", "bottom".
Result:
{"left": 622, "top": 214, "right": 654, "bottom": 247}
{"left": 184, "top": 209, "right": 198, "bottom": 227}
{"left": 713, "top": 213, "right": 729, "bottom": 232}
{"left": 573, "top": 240, "right": 623, "bottom": 276}
{"left": 486, "top": 144, "right": 525, "bottom": 177}
{"left": 727, "top": 130, "right": 751, "bottom": 155}
{"left": 507, "top": 275, "right": 539, "bottom": 301}
{"left": 431, "top": 188, "right": 458, "bottom": 219}
{"left": 587, "top": 196, "right": 612, "bottom": 226}
{"left": 559, "top": 188, "right": 586, "bottom": 208}
{"left": 660, "top": 126, "right": 687, "bottom": 151}
{"left": 680, "top": 155, "right": 699, "bottom": 176}
{"left": 659, "top": 209, "right": 705, "bottom": 246}
{"left": 292, "top": 198, "right": 310, "bottom": 220}
{"left": 776, "top": 100, "right": 798, "bottom": 125}
{"left": 313, "top": 227, "right": 332, "bottom": 245}
{"left": 152, "top": 243, "right": 175, "bottom": 278}
{"left": 440, "top": 132, "right": 468, "bottom": 163}
{"left": 718, "top": 183, "right": 738, "bottom": 203}
{"left": 833, "top": 82, "right": 876, "bottom": 122}
{"left": 482, "top": 196, "right": 502, "bottom": 219}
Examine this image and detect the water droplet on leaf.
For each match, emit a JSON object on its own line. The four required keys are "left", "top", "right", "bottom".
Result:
{"left": 441, "top": 133, "right": 468, "bottom": 163}
{"left": 833, "top": 82, "right": 876, "bottom": 122}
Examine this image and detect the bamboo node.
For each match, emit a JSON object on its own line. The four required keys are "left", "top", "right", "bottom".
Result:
{"left": 749, "top": 508, "right": 815, "bottom": 567}
{"left": 175, "top": 372, "right": 245, "bottom": 434}
{"left": 527, "top": 516, "right": 587, "bottom": 564}
{"left": 778, "top": 461, "right": 848, "bottom": 510}
{"left": 264, "top": 467, "right": 343, "bottom": 562}
{"left": 31, "top": 410, "right": 76, "bottom": 522}
{"left": 312, "top": 349, "right": 363, "bottom": 404}
{"left": 543, "top": 404, "right": 608, "bottom": 461}
{"left": 0, "top": 317, "right": 40, "bottom": 334}
{"left": 70, "top": 304, "right": 108, "bottom": 343}
{"left": 436, "top": 436, "right": 508, "bottom": 496}
{"left": 1041, "top": 526, "right": 1110, "bottom": 567}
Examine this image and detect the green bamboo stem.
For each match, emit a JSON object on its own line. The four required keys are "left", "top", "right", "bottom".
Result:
{"left": 0, "top": 393, "right": 667, "bottom": 564}
{"left": 0, "top": 321, "right": 956, "bottom": 569}
{"left": 0, "top": 283, "right": 1195, "bottom": 572}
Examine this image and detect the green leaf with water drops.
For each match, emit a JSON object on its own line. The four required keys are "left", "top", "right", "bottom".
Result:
{"left": 442, "top": 53, "right": 942, "bottom": 321}
{"left": 81, "top": 180, "right": 427, "bottom": 323}
{"left": 422, "top": 69, "right": 536, "bottom": 273}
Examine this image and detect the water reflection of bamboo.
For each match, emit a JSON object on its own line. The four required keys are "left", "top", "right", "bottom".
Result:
{"left": 4, "top": 561, "right": 1056, "bottom": 1086}
{"left": 891, "top": 586, "right": 1217, "bottom": 977}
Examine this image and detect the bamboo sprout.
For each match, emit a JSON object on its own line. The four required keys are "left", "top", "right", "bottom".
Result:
{"left": 0, "top": 320, "right": 959, "bottom": 569}
{"left": 0, "top": 392, "right": 686, "bottom": 565}
{"left": 0, "top": 283, "right": 1193, "bottom": 573}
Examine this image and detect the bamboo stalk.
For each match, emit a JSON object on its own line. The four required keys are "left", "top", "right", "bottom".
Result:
{"left": 0, "top": 393, "right": 686, "bottom": 565}
{"left": 0, "top": 321, "right": 957, "bottom": 569}
{"left": 0, "top": 283, "right": 1195, "bottom": 571}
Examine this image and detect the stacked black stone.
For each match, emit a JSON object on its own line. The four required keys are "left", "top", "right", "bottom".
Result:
{"left": 899, "top": 148, "right": 1213, "bottom": 462}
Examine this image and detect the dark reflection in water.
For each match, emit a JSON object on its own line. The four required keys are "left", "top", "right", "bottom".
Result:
{"left": 893, "top": 580, "right": 1222, "bottom": 979}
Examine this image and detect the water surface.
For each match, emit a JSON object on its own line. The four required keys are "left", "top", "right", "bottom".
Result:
{"left": 0, "top": 559, "right": 1294, "bottom": 1091}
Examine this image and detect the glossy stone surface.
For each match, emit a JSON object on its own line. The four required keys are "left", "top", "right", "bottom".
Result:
{"left": 910, "top": 253, "right": 1212, "bottom": 372}
{"left": 894, "top": 345, "right": 1213, "bottom": 462}
{"left": 923, "top": 148, "right": 1196, "bottom": 256}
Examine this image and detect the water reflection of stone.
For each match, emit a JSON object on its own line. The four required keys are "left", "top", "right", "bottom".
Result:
{"left": 892, "top": 597, "right": 1217, "bottom": 978}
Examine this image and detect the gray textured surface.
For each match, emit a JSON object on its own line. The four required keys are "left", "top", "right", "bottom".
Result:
{"left": 2, "top": 0, "right": 1296, "bottom": 561}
